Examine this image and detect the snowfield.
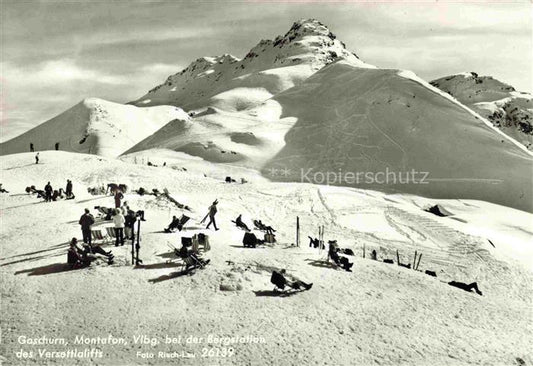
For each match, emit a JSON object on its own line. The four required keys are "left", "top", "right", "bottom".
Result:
{"left": 0, "top": 151, "right": 532, "bottom": 366}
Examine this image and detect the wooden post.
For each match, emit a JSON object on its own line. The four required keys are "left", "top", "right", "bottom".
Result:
{"left": 363, "top": 243, "right": 366, "bottom": 258}
{"left": 413, "top": 250, "right": 417, "bottom": 270}
{"left": 318, "top": 225, "right": 321, "bottom": 251}
{"left": 396, "top": 250, "right": 400, "bottom": 266}
{"left": 296, "top": 216, "right": 300, "bottom": 247}
{"left": 416, "top": 254, "right": 423, "bottom": 270}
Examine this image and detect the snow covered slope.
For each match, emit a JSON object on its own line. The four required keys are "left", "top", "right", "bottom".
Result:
{"left": 431, "top": 73, "right": 533, "bottom": 150}
{"left": 130, "top": 19, "right": 374, "bottom": 112}
{"left": 1, "top": 151, "right": 532, "bottom": 366}
{"left": 261, "top": 61, "right": 533, "bottom": 212}
{"left": 0, "top": 98, "right": 189, "bottom": 157}
{"left": 2, "top": 19, "right": 531, "bottom": 214}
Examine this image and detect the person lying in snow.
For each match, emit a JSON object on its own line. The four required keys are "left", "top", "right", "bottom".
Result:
{"left": 232, "top": 214, "right": 250, "bottom": 232}
{"left": 448, "top": 281, "right": 483, "bottom": 296}
{"left": 67, "top": 238, "right": 113, "bottom": 268}
{"left": 26, "top": 185, "right": 45, "bottom": 199}
{"left": 328, "top": 241, "right": 353, "bottom": 272}
{"left": 271, "top": 269, "right": 312, "bottom": 292}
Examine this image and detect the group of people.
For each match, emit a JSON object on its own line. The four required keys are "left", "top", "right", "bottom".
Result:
{"left": 79, "top": 203, "right": 145, "bottom": 248}
{"left": 72, "top": 189, "right": 485, "bottom": 298}
{"left": 28, "top": 180, "right": 75, "bottom": 202}
{"left": 30, "top": 143, "right": 59, "bottom": 153}
{"left": 68, "top": 237, "right": 114, "bottom": 268}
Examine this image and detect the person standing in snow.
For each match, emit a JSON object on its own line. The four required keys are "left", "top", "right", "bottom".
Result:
{"left": 44, "top": 182, "right": 53, "bottom": 202}
{"left": 114, "top": 190, "right": 124, "bottom": 208}
{"left": 35, "top": 152, "right": 39, "bottom": 164}
{"left": 205, "top": 199, "right": 219, "bottom": 231}
{"left": 124, "top": 207, "right": 136, "bottom": 240}
{"left": 30, "top": 143, "right": 34, "bottom": 152}
{"left": 79, "top": 208, "right": 95, "bottom": 244}
{"left": 65, "top": 179, "right": 73, "bottom": 198}
{"left": 113, "top": 209, "right": 125, "bottom": 246}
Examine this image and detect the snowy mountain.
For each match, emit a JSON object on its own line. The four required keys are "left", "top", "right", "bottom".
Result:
{"left": 0, "top": 98, "right": 189, "bottom": 157}
{"left": 1, "top": 19, "right": 532, "bottom": 212}
{"left": 1, "top": 17, "right": 533, "bottom": 366}
{"left": 257, "top": 62, "right": 533, "bottom": 212}
{"left": 130, "top": 19, "right": 375, "bottom": 111}
{"left": 431, "top": 73, "right": 533, "bottom": 150}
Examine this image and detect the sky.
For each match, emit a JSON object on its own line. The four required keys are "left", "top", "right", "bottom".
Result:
{"left": 1, "top": 0, "right": 531, "bottom": 142}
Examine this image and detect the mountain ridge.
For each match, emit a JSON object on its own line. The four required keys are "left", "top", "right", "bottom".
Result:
{"left": 431, "top": 72, "right": 533, "bottom": 150}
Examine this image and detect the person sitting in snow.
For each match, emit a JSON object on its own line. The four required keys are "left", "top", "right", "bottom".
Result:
{"left": 79, "top": 237, "right": 113, "bottom": 261}
{"left": 67, "top": 238, "right": 113, "bottom": 268}
{"left": 68, "top": 238, "right": 87, "bottom": 268}
{"left": 328, "top": 240, "right": 353, "bottom": 272}
{"left": 177, "top": 242, "right": 210, "bottom": 271}
{"left": 166, "top": 216, "right": 180, "bottom": 232}
{"left": 254, "top": 220, "right": 276, "bottom": 235}
{"left": 271, "top": 269, "right": 312, "bottom": 292}
{"left": 232, "top": 214, "right": 250, "bottom": 232}
{"left": 0, "top": 184, "right": 8, "bottom": 193}
{"left": 94, "top": 205, "right": 114, "bottom": 220}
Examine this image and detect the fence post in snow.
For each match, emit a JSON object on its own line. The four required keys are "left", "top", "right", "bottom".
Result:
{"left": 296, "top": 216, "right": 300, "bottom": 247}
{"left": 396, "top": 250, "right": 400, "bottom": 266}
